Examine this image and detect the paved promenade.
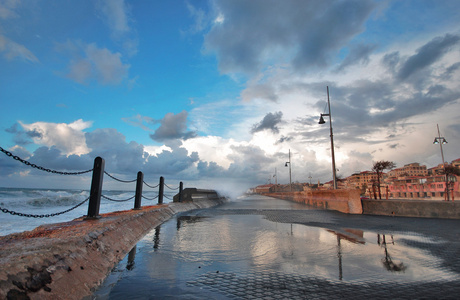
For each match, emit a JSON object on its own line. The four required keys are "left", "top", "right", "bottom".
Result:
{"left": 94, "top": 195, "right": 460, "bottom": 299}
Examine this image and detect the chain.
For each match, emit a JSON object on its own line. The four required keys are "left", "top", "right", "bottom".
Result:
{"left": 101, "top": 194, "right": 135, "bottom": 202}
{"left": 142, "top": 194, "right": 159, "bottom": 201}
{"left": 104, "top": 171, "right": 137, "bottom": 183}
{"left": 164, "top": 183, "right": 179, "bottom": 190}
{"left": 163, "top": 194, "right": 173, "bottom": 200}
{"left": 143, "top": 180, "right": 159, "bottom": 189}
{"left": 0, "top": 197, "right": 89, "bottom": 218}
{"left": 0, "top": 146, "right": 93, "bottom": 175}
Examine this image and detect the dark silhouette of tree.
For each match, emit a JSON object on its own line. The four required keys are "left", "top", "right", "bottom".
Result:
{"left": 445, "top": 165, "right": 460, "bottom": 176}
{"left": 372, "top": 161, "right": 396, "bottom": 199}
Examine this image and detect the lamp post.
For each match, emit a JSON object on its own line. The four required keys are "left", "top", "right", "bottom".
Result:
{"left": 433, "top": 124, "right": 448, "bottom": 200}
{"left": 319, "top": 86, "right": 338, "bottom": 189}
{"left": 285, "top": 149, "right": 292, "bottom": 191}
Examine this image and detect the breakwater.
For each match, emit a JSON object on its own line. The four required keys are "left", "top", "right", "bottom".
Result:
{"left": 0, "top": 194, "right": 226, "bottom": 300}
{"left": 265, "top": 189, "right": 363, "bottom": 214}
{"left": 264, "top": 190, "right": 460, "bottom": 219}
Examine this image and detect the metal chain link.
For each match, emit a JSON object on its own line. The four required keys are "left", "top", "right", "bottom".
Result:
{"left": 0, "top": 146, "right": 93, "bottom": 175}
{"left": 104, "top": 171, "right": 137, "bottom": 183}
{"left": 143, "top": 180, "right": 159, "bottom": 189}
{"left": 101, "top": 194, "right": 135, "bottom": 202}
{"left": 163, "top": 194, "right": 173, "bottom": 200}
{"left": 164, "top": 183, "right": 179, "bottom": 190}
{"left": 142, "top": 194, "right": 159, "bottom": 201}
{"left": 0, "top": 197, "right": 89, "bottom": 218}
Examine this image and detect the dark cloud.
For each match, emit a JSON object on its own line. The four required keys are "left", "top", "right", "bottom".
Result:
{"left": 335, "top": 43, "right": 377, "bottom": 72}
{"left": 397, "top": 34, "right": 460, "bottom": 80}
{"left": 144, "top": 145, "right": 199, "bottom": 176}
{"left": 0, "top": 146, "right": 31, "bottom": 176}
{"left": 150, "top": 111, "right": 197, "bottom": 142}
{"left": 251, "top": 111, "right": 283, "bottom": 134}
{"left": 205, "top": 0, "right": 378, "bottom": 74}
{"left": 381, "top": 51, "right": 400, "bottom": 73}
{"left": 276, "top": 136, "right": 293, "bottom": 144}
{"left": 440, "top": 62, "right": 460, "bottom": 80}
{"left": 5, "top": 123, "right": 42, "bottom": 145}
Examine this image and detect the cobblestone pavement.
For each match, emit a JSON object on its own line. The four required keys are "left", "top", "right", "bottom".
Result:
{"left": 186, "top": 196, "right": 460, "bottom": 299}
{"left": 95, "top": 195, "right": 460, "bottom": 299}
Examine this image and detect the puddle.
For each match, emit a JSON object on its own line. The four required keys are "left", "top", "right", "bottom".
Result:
{"left": 93, "top": 211, "right": 459, "bottom": 299}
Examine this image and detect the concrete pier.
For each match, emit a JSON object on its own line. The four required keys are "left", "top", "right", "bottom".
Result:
{"left": 0, "top": 196, "right": 226, "bottom": 300}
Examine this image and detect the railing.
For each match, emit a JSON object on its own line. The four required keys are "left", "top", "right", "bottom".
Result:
{"left": 0, "top": 147, "right": 184, "bottom": 220}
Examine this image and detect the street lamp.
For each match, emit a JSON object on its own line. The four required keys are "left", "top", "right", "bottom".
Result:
{"left": 318, "top": 86, "right": 338, "bottom": 189}
{"left": 433, "top": 124, "right": 448, "bottom": 200}
{"left": 285, "top": 149, "right": 292, "bottom": 191}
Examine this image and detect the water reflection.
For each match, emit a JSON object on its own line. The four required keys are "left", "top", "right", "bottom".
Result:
{"left": 93, "top": 197, "right": 460, "bottom": 299}
{"left": 153, "top": 226, "right": 160, "bottom": 250}
{"left": 126, "top": 245, "right": 136, "bottom": 271}
{"left": 327, "top": 229, "right": 365, "bottom": 280}
{"left": 378, "top": 234, "right": 407, "bottom": 273}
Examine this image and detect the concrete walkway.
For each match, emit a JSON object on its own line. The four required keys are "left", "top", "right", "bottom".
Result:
{"left": 94, "top": 194, "right": 460, "bottom": 299}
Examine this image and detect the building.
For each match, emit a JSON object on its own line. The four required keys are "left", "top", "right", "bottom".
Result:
{"left": 387, "top": 163, "right": 427, "bottom": 178}
{"left": 346, "top": 171, "right": 379, "bottom": 190}
{"left": 254, "top": 184, "right": 275, "bottom": 194}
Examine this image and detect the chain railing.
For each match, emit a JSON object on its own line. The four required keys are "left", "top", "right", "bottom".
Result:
{"left": 0, "top": 197, "right": 89, "bottom": 218}
{"left": 104, "top": 171, "right": 137, "bottom": 183}
{"left": 0, "top": 146, "right": 92, "bottom": 175}
{"left": 1, "top": 147, "right": 185, "bottom": 220}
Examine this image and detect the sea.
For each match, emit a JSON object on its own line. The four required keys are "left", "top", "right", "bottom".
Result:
{"left": 0, "top": 187, "right": 174, "bottom": 236}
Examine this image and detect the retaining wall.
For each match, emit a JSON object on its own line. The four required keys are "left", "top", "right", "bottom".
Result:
{"left": 362, "top": 199, "right": 460, "bottom": 219}
{"left": 265, "top": 189, "right": 362, "bottom": 214}
{"left": 0, "top": 197, "right": 226, "bottom": 300}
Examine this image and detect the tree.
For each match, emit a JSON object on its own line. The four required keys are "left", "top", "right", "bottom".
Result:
{"left": 372, "top": 161, "right": 396, "bottom": 199}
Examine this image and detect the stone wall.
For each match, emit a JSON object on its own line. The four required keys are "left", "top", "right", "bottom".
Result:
{"left": 265, "top": 189, "right": 362, "bottom": 214}
{"left": 0, "top": 197, "right": 226, "bottom": 300}
{"left": 362, "top": 199, "right": 460, "bottom": 219}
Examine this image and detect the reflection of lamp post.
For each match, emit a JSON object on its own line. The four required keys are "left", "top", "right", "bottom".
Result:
{"left": 285, "top": 149, "right": 292, "bottom": 192}
{"left": 319, "top": 86, "right": 337, "bottom": 189}
{"left": 433, "top": 124, "right": 448, "bottom": 200}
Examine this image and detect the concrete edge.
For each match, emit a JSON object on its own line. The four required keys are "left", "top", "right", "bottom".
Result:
{"left": 0, "top": 197, "right": 227, "bottom": 300}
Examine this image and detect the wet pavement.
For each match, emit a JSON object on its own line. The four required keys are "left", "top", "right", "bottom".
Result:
{"left": 93, "top": 194, "right": 460, "bottom": 299}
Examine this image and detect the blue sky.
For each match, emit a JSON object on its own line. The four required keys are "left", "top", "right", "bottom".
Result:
{"left": 1, "top": 0, "right": 460, "bottom": 195}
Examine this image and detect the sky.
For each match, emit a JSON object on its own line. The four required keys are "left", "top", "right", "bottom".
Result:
{"left": 1, "top": 0, "right": 460, "bottom": 196}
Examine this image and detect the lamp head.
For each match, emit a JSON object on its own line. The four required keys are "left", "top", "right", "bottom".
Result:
{"left": 285, "top": 162, "right": 288, "bottom": 167}
{"left": 433, "top": 138, "right": 439, "bottom": 145}
{"left": 318, "top": 115, "right": 326, "bottom": 124}
{"left": 442, "top": 138, "right": 448, "bottom": 144}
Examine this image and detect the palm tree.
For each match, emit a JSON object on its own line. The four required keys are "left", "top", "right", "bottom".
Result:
{"left": 372, "top": 161, "right": 396, "bottom": 199}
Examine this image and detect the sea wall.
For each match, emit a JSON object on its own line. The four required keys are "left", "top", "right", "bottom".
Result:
{"left": 0, "top": 196, "right": 226, "bottom": 300}
{"left": 362, "top": 199, "right": 460, "bottom": 219}
{"left": 265, "top": 189, "right": 362, "bottom": 214}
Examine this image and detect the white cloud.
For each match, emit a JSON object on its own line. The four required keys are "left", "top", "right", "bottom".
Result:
{"left": 19, "top": 119, "right": 93, "bottom": 156}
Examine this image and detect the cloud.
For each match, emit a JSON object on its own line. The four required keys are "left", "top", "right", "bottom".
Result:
{"left": 251, "top": 111, "right": 283, "bottom": 134}
{"left": 5, "top": 123, "right": 43, "bottom": 145}
{"left": 335, "top": 43, "right": 377, "bottom": 72}
{"left": 0, "top": 0, "right": 20, "bottom": 20}
{"left": 95, "top": 0, "right": 138, "bottom": 56}
{"left": 204, "top": 0, "right": 378, "bottom": 74}
{"left": 241, "top": 82, "right": 279, "bottom": 102}
{"left": 57, "top": 40, "right": 130, "bottom": 85}
{"left": 150, "top": 111, "right": 197, "bottom": 142}
{"left": 0, "top": 34, "right": 39, "bottom": 62}
{"left": 18, "top": 119, "right": 93, "bottom": 156}
{"left": 122, "top": 114, "right": 155, "bottom": 131}
{"left": 397, "top": 34, "right": 460, "bottom": 80}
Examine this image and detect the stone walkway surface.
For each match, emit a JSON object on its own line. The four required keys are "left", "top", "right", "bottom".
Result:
{"left": 94, "top": 195, "right": 460, "bottom": 299}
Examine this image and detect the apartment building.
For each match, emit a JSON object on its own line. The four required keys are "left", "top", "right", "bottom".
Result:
{"left": 387, "top": 163, "right": 427, "bottom": 178}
